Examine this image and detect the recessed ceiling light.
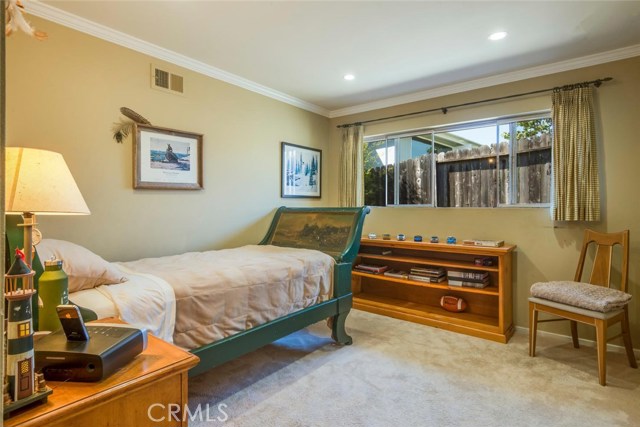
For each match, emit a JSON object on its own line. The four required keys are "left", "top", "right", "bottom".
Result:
{"left": 344, "top": 74, "right": 355, "bottom": 81}
{"left": 489, "top": 31, "right": 507, "bottom": 41}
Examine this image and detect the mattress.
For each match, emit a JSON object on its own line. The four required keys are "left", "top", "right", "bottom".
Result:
{"left": 114, "top": 244, "right": 334, "bottom": 349}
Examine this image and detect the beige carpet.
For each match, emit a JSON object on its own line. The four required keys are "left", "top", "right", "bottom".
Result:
{"left": 189, "top": 310, "right": 640, "bottom": 427}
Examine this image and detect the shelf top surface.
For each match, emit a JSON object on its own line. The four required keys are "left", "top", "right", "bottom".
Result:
{"left": 360, "top": 238, "right": 516, "bottom": 253}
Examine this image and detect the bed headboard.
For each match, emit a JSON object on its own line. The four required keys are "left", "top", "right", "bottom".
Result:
{"left": 259, "top": 206, "right": 370, "bottom": 263}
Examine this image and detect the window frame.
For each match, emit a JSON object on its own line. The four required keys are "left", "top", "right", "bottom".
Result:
{"left": 496, "top": 112, "right": 552, "bottom": 208}
{"left": 363, "top": 111, "right": 552, "bottom": 208}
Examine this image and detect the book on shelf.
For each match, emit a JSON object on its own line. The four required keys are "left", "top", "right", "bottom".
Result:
{"left": 410, "top": 266, "right": 446, "bottom": 275}
{"left": 408, "top": 274, "right": 446, "bottom": 283}
{"left": 383, "top": 269, "right": 409, "bottom": 279}
{"left": 354, "top": 264, "right": 389, "bottom": 274}
{"left": 462, "top": 239, "right": 504, "bottom": 247}
{"left": 447, "top": 270, "right": 489, "bottom": 281}
{"left": 409, "top": 273, "right": 446, "bottom": 281}
{"left": 448, "top": 278, "right": 490, "bottom": 288}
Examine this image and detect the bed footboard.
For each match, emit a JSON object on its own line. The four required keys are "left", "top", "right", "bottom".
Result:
{"left": 261, "top": 205, "right": 369, "bottom": 343}
{"left": 259, "top": 206, "right": 370, "bottom": 264}
{"left": 190, "top": 206, "right": 368, "bottom": 375}
{"left": 330, "top": 261, "right": 355, "bottom": 345}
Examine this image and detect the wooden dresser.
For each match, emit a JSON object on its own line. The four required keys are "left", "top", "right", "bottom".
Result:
{"left": 5, "top": 325, "right": 200, "bottom": 427}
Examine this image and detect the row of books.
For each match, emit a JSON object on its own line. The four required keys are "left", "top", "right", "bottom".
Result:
{"left": 353, "top": 264, "right": 490, "bottom": 288}
{"left": 447, "top": 269, "right": 490, "bottom": 288}
{"left": 462, "top": 239, "right": 504, "bottom": 248}
{"left": 405, "top": 265, "right": 446, "bottom": 283}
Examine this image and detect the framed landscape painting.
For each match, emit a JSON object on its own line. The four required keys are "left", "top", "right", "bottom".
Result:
{"left": 281, "top": 141, "right": 321, "bottom": 198}
{"left": 134, "top": 124, "right": 203, "bottom": 190}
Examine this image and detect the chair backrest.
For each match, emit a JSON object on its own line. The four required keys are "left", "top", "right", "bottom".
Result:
{"left": 573, "top": 229, "right": 629, "bottom": 292}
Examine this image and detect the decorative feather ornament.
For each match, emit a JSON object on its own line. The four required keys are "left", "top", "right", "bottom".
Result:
{"left": 112, "top": 119, "right": 134, "bottom": 144}
{"left": 112, "top": 107, "right": 152, "bottom": 143}
{"left": 120, "top": 107, "right": 151, "bottom": 125}
{"left": 5, "top": 0, "right": 47, "bottom": 40}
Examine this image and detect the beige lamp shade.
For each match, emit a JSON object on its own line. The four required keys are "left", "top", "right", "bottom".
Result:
{"left": 5, "top": 147, "right": 90, "bottom": 215}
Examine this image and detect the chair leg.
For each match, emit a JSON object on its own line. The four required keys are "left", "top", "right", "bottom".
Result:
{"left": 621, "top": 307, "right": 638, "bottom": 369}
{"left": 529, "top": 302, "right": 538, "bottom": 357}
{"left": 570, "top": 321, "right": 580, "bottom": 348}
{"left": 595, "top": 319, "right": 607, "bottom": 386}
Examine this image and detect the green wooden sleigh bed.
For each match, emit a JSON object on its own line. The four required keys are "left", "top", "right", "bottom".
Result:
{"left": 6, "top": 206, "right": 369, "bottom": 376}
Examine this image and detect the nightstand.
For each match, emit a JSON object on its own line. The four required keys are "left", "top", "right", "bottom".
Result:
{"left": 5, "top": 322, "right": 199, "bottom": 427}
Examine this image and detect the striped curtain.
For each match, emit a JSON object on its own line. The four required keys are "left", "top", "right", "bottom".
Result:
{"left": 339, "top": 125, "right": 364, "bottom": 207}
{"left": 552, "top": 85, "right": 600, "bottom": 221}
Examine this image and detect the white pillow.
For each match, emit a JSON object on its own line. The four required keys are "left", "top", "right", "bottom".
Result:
{"left": 36, "top": 239, "right": 127, "bottom": 292}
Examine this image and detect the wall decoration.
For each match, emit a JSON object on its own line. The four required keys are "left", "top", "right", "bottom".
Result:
{"left": 5, "top": 0, "right": 47, "bottom": 40}
{"left": 281, "top": 142, "right": 321, "bottom": 198}
{"left": 113, "top": 107, "right": 152, "bottom": 143}
{"left": 133, "top": 124, "right": 203, "bottom": 190}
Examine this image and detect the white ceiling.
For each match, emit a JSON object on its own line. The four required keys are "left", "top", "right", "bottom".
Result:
{"left": 30, "top": 1, "right": 640, "bottom": 117}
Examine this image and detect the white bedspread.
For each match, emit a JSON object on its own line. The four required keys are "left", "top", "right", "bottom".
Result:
{"left": 70, "top": 267, "right": 176, "bottom": 343}
{"left": 117, "top": 245, "right": 334, "bottom": 349}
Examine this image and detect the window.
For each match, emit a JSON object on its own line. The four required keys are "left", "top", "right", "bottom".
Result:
{"left": 363, "top": 114, "right": 552, "bottom": 207}
{"left": 18, "top": 321, "right": 30, "bottom": 337}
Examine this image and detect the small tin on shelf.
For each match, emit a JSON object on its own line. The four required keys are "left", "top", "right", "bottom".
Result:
{"left": 413, "top": 235, "right": 423, "bottom": 242}
{"left": 367, "top": 233, "right": 377, "bottom": 239}
{"left": 475, "top": 256, "right": 494, "bottom": 266}
{"left": 430, "top": 236, "right": 439, "bottom": 243}
{"left": 382, "top": 234, "right": 391, "bottom": 240}
{"left": 397, "top": 233, "right": 406, "bottom": 241}
{"left": 446, "top": 236, "right": 457, "bottom": 244}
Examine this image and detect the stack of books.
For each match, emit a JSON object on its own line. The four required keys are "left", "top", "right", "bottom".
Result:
{"left": 354, "top": 263, "right": 389, "bottom": 274}
{"left": 408, "top": 266, "right": 446, "bottom": 283}
{"left": 447, "top": 270, "right": 490, "bottom": 288}
{"left": 462, "top": 239, "right": 504, "bottom": 248}
{"left": 383, "top": 269, "right": 409, "bottom": 279}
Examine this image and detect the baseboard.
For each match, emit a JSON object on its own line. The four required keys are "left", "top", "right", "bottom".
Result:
{"left": 514, "top": 325, "right": 640, "bottom": 358}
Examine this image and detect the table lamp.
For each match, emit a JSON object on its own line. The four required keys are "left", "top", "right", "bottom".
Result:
{"left": 4, "top": 147, "right": 90, "bottom": 329}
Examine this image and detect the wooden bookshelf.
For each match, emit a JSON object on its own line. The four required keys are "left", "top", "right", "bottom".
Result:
{"left": 352, "top": 239, "right": 516, "bottom": 343}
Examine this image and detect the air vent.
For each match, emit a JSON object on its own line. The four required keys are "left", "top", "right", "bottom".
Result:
{"left": 151, "top": 65, "right": 184, "bottom": 94}
{"left": 154, "top": 68, "right": 169, "bottom": 89}
{"left": 170, "top": 74, "right": 184, "bottom": 93}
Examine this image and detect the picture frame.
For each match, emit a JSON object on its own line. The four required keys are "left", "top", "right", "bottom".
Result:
{"left": 281, "top": 141, "right": 321, "bottom": 198}
{"left": 133, "top": 124, "right": 203, "bottom": 190}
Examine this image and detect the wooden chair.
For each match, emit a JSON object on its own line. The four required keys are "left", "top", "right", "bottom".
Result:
{"left": 528, "top": 229, "right": 637, "bottom": 385}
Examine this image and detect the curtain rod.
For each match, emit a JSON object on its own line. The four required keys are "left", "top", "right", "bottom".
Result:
{"left": 336, "top": 77, "right": 613, "bottom": 129}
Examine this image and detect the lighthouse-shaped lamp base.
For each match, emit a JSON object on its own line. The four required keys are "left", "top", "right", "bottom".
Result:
{"left": 3, "top": 249, "right": 52, "bottom": 418}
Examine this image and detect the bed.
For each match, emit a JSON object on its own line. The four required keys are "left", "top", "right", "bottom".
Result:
{"left": 5, "top": 206, "right": 369, "bottom": 376}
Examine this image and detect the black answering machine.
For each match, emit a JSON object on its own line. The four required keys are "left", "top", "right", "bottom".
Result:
{"left": 35, "top": 305, "right": 148, "bottom": 382}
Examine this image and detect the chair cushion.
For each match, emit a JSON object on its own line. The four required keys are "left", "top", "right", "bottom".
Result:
{"left": 530, "top": 281, "right": 631, "bottom": 313}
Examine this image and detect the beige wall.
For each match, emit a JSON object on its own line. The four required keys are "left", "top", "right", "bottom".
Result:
{"left": 329, "top": 56, "right": 640, "bottom": 342}
{"left": 7, "top": 16, "right": 640, "bottom": 344}
{"left": 6, "top": 17, "right": 330, "bottom": 261}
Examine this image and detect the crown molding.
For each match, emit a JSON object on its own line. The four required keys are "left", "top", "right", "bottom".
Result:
{"left": 25, "top": 1, "right": 331, "bottom": 117}
{"left": 24, "top": 2, "right": 640, "bottom": 120}
{"left": 329, "top": 44, "right": 640, "bottom": 118}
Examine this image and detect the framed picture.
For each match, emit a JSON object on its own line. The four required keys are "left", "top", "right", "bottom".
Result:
{"left": 133, "top": 124, "right": 203, "bottom": 190}
{"left": 281, "top": 142, "right": 321, "bottom": 198}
